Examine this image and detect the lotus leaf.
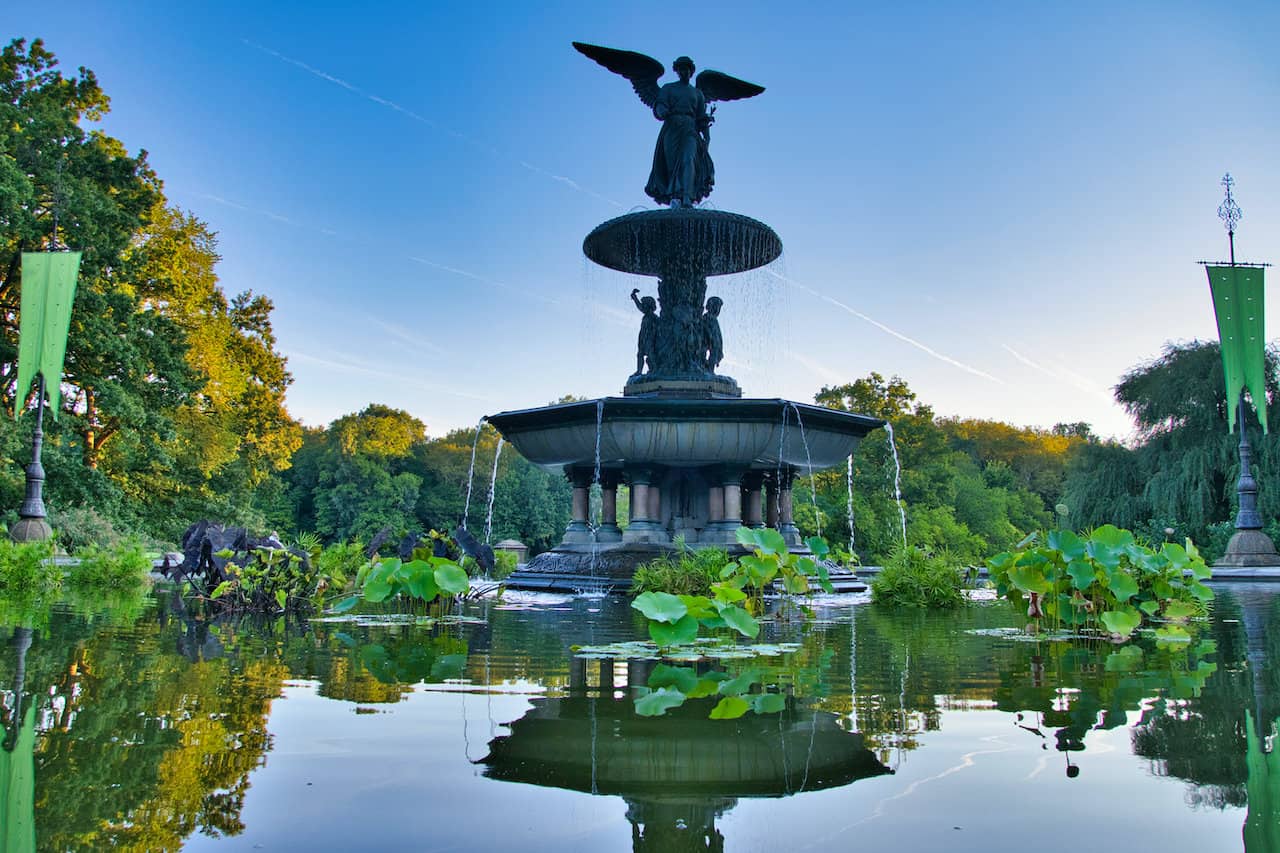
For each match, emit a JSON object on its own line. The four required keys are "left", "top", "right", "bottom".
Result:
{"left": 1105, "top": 572, "right": 1139, "bottom": 602}
{"left": 1100, "top": 608, "right": 1141, "bottom": 638}
{"left": 632, "top": 591, "right": 688, "bottom": 624}
{"left": 433, "top": 563, "right": 469, "bottom": 596}
{"left": 718, "top": 669, "right": 760, "bottom": 696}
{"left": 709, "top": 696, "right": 751, "bottom": 719}
{"left": 649, "top": 614, "right": 699, "bottom": 647}
{"left": 1066, "top": 560, "right": 1095, "bottom": 591}
{"left": 648, "top": 664, "right": 699, "bottom": 693}
{"left": 716, "top": 604, "right": 760, "bottom": 638}
{"left": 752, "top": 693, "right": 786, "bottom": 714}
{"left": 636, "top": 687, "right": 689, "bottom": 716}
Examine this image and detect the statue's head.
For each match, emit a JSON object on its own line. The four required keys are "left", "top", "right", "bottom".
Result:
{"left": 640, "top": 296, "right": 657, "bottom": 313}
{"left": 706, "top": 296, "right": 722, "bottom": 315}
{"left": 673, "top": 56, "right": 695, "bottom": 78}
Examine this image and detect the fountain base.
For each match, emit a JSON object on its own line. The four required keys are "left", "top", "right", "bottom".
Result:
{"left": 503, "top": 543, "right": 865, "bottom": 594}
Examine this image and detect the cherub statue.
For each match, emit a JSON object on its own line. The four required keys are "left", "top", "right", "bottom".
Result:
{"left": 573, "top": 42, "right": 765, "bottom": 208}
{"left": 702, "top": 296, "right": 724, "bottom": 372}
{"left": 630, "top": 288, "right": 658, "bottom": 376}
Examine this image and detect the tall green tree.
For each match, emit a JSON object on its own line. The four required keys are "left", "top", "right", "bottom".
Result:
{"left": 1063, "top": 340, "right": 1280, "bottom": 553}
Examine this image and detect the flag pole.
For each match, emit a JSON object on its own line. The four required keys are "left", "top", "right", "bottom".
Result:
{"left": 1211, "top": 174, "right": 1278, "bottom": 567}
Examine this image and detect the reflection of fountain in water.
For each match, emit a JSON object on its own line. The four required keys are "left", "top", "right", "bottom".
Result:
{"left": 885, "top": 423, "right": 907, "bottom": 547}
{"left": 483, "top": 437, "right": 504, "bottom": 545}
{"left": 787, "top": 402, "right": 820, "bottom": 538}
{"left": 588, "top": 400, "right": 604, "bottom": 587}
{"left": 461, "top": 420, "right": 484, "bottom": 529}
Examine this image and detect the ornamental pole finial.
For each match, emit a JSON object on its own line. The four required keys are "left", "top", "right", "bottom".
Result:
{"left": 1218, "top": 173, "right": 1241, "bottom": 263}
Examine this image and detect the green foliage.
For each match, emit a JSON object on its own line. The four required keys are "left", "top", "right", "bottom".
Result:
{"left": 491, "top": 549, "right": 518, "bottom": 580}
{"left": 869, "top": 546, "right": 965, "bottom": 609}
{"left": 1063, "top": 341, "right": 1280, "bottom": 555}
{"left": 0, "top": 538, "right": 59, "bottom": 594}
{"left": 629, "top": 529, "right": 836, "bottom": 650}
{"left": 630, "top": 545, "right": 729, "bottom": 596}
{"left": 209, "top": 545, "right": 338, "bottom": 613}
{"left": 346, "top": 554, "right": 471, "bottom": 616}
{"left": 986, "top": 525, "right": 1214, "bottom": 639}
{"left": 311, "top": 541, "right": 365, "bottom": 590}
{"left": 49, "top": 505, "right": 135, "bottom": 552}
{"left": 69, "top": 542, "right": 151, "bottom": 589}
{"left": 812, "top": 372, "right": 1071, "bottom": 567}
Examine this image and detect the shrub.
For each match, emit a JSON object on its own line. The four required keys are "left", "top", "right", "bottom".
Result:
{"left": 0, "top": 539, "right": 60, "bottom": 595}
{"left": 70, "top": 542, "right": 152, "bottom": 589}
{"left": 50, "top": 506, "right": 129, "bottom": 553}
{"left": 313, "top": 541, "right": 367, "bottom": 590}
{"left": 492, "top": 549, "right": 518, "bottom": 580}
{"left": 870, "top": 546, "right": 965, "bottom": 609}
{"left": 631, "top": 546, "right": 730, "bottom": 597}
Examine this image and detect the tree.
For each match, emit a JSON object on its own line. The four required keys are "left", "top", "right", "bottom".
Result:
{"left": 1062, "top": 340, "right": 1280, "bottom": 553}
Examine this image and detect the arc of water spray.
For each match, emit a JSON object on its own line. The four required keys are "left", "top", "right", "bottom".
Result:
{"left": 885, "top": 423, "right": 907, "bottom": 547}
{"left": 461, "top": 420, "right": 484, "bottom": 528}
{"left": 484, "top": 437, "right": 504, "bottom": 544}
{"left": 589, "top": 400, "right": 604, "bottom": 584}
{"left": 788, "top": 402, "right": 821, "bottom": 538}
{"left": 846, "top": 454, "right": 856, "bottom": 557}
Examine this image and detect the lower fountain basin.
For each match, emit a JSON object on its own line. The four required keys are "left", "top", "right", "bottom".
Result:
{"left": 583, "top": 209, "right": 782, "bottom": 277}
{"left": 486, "top": 397, "right": 884, "bottom": 473}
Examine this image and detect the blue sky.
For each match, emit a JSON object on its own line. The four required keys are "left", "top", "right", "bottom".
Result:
{"left": 9, "top": 1, "right": 1280, "bottom": 438}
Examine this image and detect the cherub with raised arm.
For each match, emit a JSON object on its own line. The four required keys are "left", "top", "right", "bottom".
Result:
{"left": 630, "top": 288, "right": 658, "bottom": 376}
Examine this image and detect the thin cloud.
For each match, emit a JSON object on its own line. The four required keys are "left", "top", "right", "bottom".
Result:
{"left": 1001, "top": 343, "right": 1111, "bottom": 400}
{"left": 285, "top": 348, "right": 496, "bottom": 403}
{"left": 768, "top": 270, "right": 1004, "bottom": 384}
{"left": 785, "top": 349, "right": 844, "bottom": 386}
{"left": 244, "top": 39, "right": 625, "bottom": 209}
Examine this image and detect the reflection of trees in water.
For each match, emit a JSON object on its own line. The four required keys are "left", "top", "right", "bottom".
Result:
{"left": 0, "top": 596, "right": 288, "bottom": 851}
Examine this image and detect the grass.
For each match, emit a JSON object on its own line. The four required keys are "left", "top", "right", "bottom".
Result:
{"left": 870, "top": 545, "right": 966, "bottom": 609}
{"left": 631, "top": 545, "right": 731, "bottom": 597}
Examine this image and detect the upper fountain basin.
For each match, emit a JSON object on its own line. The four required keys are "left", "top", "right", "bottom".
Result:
{"left": 486, "top": 398, "right": 885, "bottom": 473}
{"left": 583, "top": 209, "right": 782, "bottom": 277}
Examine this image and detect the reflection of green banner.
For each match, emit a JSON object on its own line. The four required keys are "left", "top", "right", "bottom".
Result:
{"left": 1207, "top": 265, "right": 1268, "bottom": 434}
{"left": 1244, "top": 711, "right": 1279, "bottom": 853}
{"left": 0, "top": 706, "right": 36, "bottom": 853}
{"left": 16, "top": 252, "right": 80, "bottom": 420}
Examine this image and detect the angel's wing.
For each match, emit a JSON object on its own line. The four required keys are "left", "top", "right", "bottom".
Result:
{"left": 696, "top": 70, "right": 765, "bottom": 103}
{"left": 572, "top": 42, "right": 664, "bottom": 108}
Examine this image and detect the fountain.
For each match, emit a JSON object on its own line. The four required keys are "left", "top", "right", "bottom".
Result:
{"left": 486, "top": 43, "right": 884, "bottom": 592}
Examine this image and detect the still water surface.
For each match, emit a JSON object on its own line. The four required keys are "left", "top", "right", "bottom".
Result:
{"left": 2, "top": 583, "right": 1277, "bottom": 852}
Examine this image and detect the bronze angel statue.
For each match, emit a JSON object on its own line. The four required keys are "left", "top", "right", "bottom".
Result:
{"left": 573, "top": 42, "right": 765, "bottom": 208}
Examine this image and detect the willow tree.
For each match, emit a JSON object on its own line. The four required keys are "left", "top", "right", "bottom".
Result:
{"left": 1063, "top": 340, "right": 1280, "bottom": 548}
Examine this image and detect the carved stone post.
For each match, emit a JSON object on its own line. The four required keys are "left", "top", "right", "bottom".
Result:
{"left": 598, "top": 469, "right": 623, "bottom": 543}
{"left": 742, "top": 472, "right": 764, "bottom": 528}
{"left": 624, "top": 466, "right": 667, "bottom": 543}
{"left": 705, "top": 466, "right": 745, "bottom": 544}
{"left": 765, "top": 475, "right": 779, "bottom": 528}
{"left": 778, "top": 467, "right": 800, "bottom": 546}
{"left": 563, "top": 466, "right": 594, "bottom": 545}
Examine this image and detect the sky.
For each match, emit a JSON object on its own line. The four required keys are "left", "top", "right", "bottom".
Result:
{"left": 8, "top": 1, "right": 1280, "bottom": 440}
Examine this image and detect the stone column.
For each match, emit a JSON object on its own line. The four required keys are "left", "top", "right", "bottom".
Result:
{"left": 707, "top": 484, "right": 725, "bottom": 523}
{"left": 743, "top": 472, "right": 764, "bottom": 528}
{"left": 648, "top": 481, "right": 662, "bottom": 526}
{"left": 705, "top": 467, "right": 745, "bottom": 544}
{"left": 597, "top": 469, "right": 623, "bottom": 543}
{"left": 778, "top": 467, "right": 800, "bottom": 546}
{"left": 765, "top": 475, "right": 780, "bottom": 528}
{"left": 624, "top": 466, "right": 668, "bottom": 543}
{"left": 562, "top": 466, "right": 594, "bottom": 545}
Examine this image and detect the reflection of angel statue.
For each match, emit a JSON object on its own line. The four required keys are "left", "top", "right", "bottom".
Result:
{"left": 573, "top": 42, "right": 765, "bottom": 208}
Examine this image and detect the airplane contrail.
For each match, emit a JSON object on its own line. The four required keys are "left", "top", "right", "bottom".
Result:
{"left": 243, "top": 39, "right": 626, "bottom": 210}
{"left": 767, "top": 270, "right": 1003, "bottom": 384}
{"left": 1001, "top": 343, "right": 1111, "bottom": 400}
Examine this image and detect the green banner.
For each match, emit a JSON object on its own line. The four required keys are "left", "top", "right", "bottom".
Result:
{"left": 1207, "top": 264, "right": 1268, "bottom": 434}
{"left": 16, "top": 252, "right": 80, "bottom": 420}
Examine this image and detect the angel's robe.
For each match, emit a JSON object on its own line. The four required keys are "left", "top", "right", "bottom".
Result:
{"left": 645, "top": 81, "right": 714, "bottom": 206}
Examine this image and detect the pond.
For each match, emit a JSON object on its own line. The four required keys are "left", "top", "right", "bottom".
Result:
{"left": 1, "top": 583, "right": 1277, "bottom": 852}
